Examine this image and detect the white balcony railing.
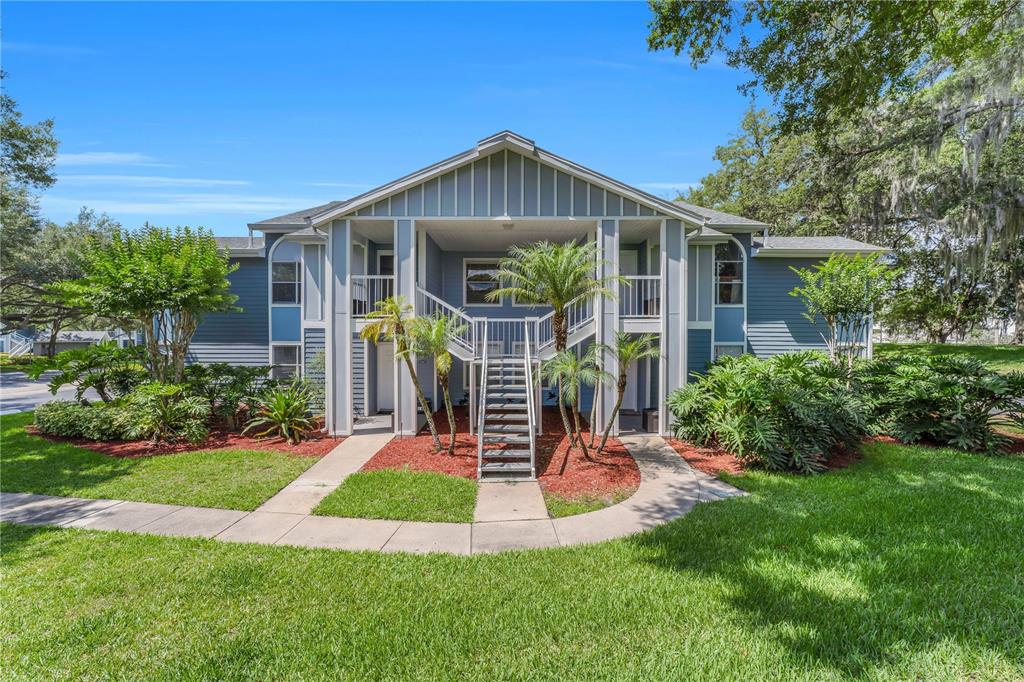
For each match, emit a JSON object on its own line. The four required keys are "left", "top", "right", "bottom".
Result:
{"left": 351, "top": 275, "right": 394, "bottom": 317}
{"left": 619, "top": 275, "right": 661, "bottom": 318}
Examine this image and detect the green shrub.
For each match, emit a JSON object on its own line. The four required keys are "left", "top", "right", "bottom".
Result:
{"left": 860, "top": 353, "right": 1024, "bottom": 453}
{"left": 117, "top": 382, "right": 211, "bottom": 444}
{"left": 28, "top": 342, "right": 147, "bottom": 403}
{"left": 243, "top": 382, "right": 316, "bottom": 444}
{"left": 182, "top": 363, "right": 272, "bottom": 430}
{"left": 668, "top": 352, "right": 870, "bottom": 473}
{"left": 35, "top": 401, "right": 128, "bottom": 441}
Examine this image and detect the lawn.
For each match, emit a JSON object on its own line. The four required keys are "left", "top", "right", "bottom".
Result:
{"left": 0, "top": 412, "right": 317, "bottom": 511}
{"left": 3, "top": 440, "right": 1022, "bottom": 679}
{"left": 543, "top": 489, "right": 633, "bottom": 518}
{"left": 314, "top": 468, "right": 477, "bottom": 523}
{"left": 875, "top": 342, "right": 1024, "bottom": 373}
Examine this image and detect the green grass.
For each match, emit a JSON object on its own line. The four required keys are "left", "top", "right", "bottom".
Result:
{"left": 3, "top": 441, "right": 1022, "bottom": 679}
{"left": 0, "top": 412, "right": 317, "bottom": 511}
{"left": 543, "top": 489, "right": 633, "bottom": 518}
{"left": 875, "top": 342, "right": 1024, "bottom": 373}
{"left": 314, "top": 468, "right": 477, "bottom": 522}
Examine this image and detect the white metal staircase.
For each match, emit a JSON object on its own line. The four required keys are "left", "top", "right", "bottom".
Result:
{"left": 413, "top": 286, "right": 595, "bottom": 481}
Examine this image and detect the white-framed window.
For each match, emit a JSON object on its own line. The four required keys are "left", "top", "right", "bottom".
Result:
{"left": 271, "top": 344, "right": 301, "bottom": 380}
{"left": 713, "top": 344, "right": 745, "bottom": 361}
{"left": 714, "top": 241, "right": 744, "bottom": 305}
{"left": 272, "top": 261, "right": 302, "bottom": 304}
{"left": 464, "top": 260, "right": 502, "bottom": 306}
{"left": 377, "top": 250, "right": 394, "bottom": 277}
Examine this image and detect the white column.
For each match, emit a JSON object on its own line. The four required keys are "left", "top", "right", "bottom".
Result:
{"left": 658, "top": 219, "right": 687, "bottom": 436}
{"left": 327, "top": 219, "right": 353, "bottom": 435}
{"left": 597, "top": 219, "right": 620, "bottom": 435}
{"left": 394, "top": 218, "right": 418, "bottom": 436}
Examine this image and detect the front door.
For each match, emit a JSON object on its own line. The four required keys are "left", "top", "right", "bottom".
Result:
{"left": 377, "top": 342, "right": 394, "bottom": 411}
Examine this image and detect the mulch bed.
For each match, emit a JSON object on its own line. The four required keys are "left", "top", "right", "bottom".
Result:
{"left": 361, "top": 406, "right": 641, "bottom": 501}
{"left": 27, "top": 422, "right": 342, "bottom": 459}
{"left": 665, "top": 437, "right": 865, "bottom": 476}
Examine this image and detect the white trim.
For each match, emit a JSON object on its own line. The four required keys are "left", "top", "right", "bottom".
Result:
{"left": 269, "top": 342, "right": 303, "bottom": 380}
{"left": 712, "top": 235, "right": 748, "bottom": 357}
{"left": 687, "top": 321, "right": 713, "bottom": 329}
{"left": 462, "top": 258, "right": 504, "bottom": 308}
{"left": 752, "top": 247, "right": 891, "bottom": 258}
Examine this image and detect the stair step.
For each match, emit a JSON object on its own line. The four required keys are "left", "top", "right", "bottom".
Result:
{"left": 485, "top": 413, "right": 529, "bottom": 421}
{"left": 483, "top": 423, "right": 530, "bottom": 433}
{"left": 481, "top": 448, "right": 532, "bottom": 459}
{"left": 479, "top": 461, "right": 533, "bottom": 472}
{"left": 482, "top": 435, "right": 531, "bottom": 445}
{"left": 487, "top": 390, "right": 527, "bottom": 399}
{"left": 486, "top": 403, "right": 528, "bottom": 411}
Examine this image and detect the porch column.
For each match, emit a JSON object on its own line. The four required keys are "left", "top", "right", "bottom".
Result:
{"left": 659, "top": 219, "right": 687, "bottom": 436}
{"left": 327, "top": 219, "right": 353, "bottom": 435}
{"left": 394, "top": 218, "right": 419, "bottom": 436}
{"left": 596, "top": 219, "right": 620, "bottom": 435}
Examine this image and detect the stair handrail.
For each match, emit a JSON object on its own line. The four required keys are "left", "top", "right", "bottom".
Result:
{"left": 535, "top": 293, "right": 594, "bottom": 352}
{"left": 523, "top": 318, "right": 537, "bottom": 478}
{"left": 416, "top": 286, "right": 476, "bottom": 354}
{"left": 476, "top": 322, "right": 489, "bottom": 476}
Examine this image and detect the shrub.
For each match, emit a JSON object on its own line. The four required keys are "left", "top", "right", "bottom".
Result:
{"left": 182, "top": 363, "right": 272, "bottom": 430}
{"left": 116, "top": 382, "right": 211, "bottom": 444}
{"left": 35, "top": 400, "right": 128, "bottom": 441}
{"left": 860, "top": 353, "right": 1024, "bottom": 453}
{"left": 243, "top": 382, "right": 316, "bottom": 444}
{"left": 668, "top": 352, "right": 870, "bottom": 473}
{"left": 28, "top": 341, "right": 147, "bottom": 403}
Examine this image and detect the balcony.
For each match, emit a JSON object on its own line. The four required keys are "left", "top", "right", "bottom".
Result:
{"left": 351, "top": 275, "right": 394, "bottom": 317}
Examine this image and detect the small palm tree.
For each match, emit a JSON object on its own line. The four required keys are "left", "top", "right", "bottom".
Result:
{"left": 406, "top": 314, "right": 467, "bottom": 455}
{"left": 360, "top": 296, "right": 442, "bottom": 451}
{"left": 489, "top": 240, "right": 620, "bottom": 447}
{"left": 541, "top": 346, "right": 608, "bottom": 459}
{"left": 598, "top": 332, "right": 659, "bottom": 452}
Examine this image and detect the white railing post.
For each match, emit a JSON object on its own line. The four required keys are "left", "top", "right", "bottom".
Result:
{"left": 476, "top": 322, "right": 489, "bottom": 477}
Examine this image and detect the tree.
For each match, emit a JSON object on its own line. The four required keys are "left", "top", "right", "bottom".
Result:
{"left": 407, "top": 314, "right": 467, "bottom": 455}
{"left": 490, "top": 241, "right": 618, "bottom": 449}
{"left": 360, "top": 296, "right": 442, "bottom": 451}
{"left": 2, "top": 210, "right": 120, "bottom": 355}
{"left": 540, "top": 346, "right": 606, "bottom": 460}
{"left": 597, "top": 332, "right": 659, "bottom": 453}
{"left": 790, "top": 254, "right": 896, "bottom": 364}
{"left": 53, "top": 225, "right": 239, "bottom": 383}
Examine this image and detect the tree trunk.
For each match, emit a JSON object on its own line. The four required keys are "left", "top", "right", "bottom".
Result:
{"left": 551, "top": 307, "right": 576, "bottom": 447}
{"left": 588, "top": 368, "right": 600, "bottom": 448}
{"left": 598, "top": 374, "right": 627, "bottom": 453}
{"left": 572, "top": 402, "right": 590, "bottom": 460}
{"left": 402, "top": 354, "right": 442, "bottom": 451}
{"left": 1015, "top": 278, "right": 1024, "bottom": 345}
{"left": 439, "top": 373, "right": 456, "bottom": 455}
{"left": 46, "top": 319, "right": 60, "bottom": 358}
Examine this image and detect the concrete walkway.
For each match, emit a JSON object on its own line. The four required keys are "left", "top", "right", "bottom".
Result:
{"left": 0, "top": 434, "right": 745, "bottom": 554}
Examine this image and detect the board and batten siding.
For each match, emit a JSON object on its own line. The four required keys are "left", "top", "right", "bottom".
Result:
{"left": 188, "top": 256, "right": 269, "bottom": 365}
{"left": 687, "top": 328, "right": 712, "bottom": 375}
{"left": 351, "top": 149, "right": 664, "bottom": 219}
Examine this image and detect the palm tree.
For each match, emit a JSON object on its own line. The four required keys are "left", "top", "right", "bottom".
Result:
{"left": 598, "top": 332, "right": 659, "bottom": 452}
{"left": 540, "top": 346, "right": 608, "bottom": 459}
{"left": 407, "top": 313, "right": 467, "bottom": 455}
{"left": 360, "top": 296, "right": 442, "bottom": 451}
{"left": 488, "top": 240, "right": 620, "bottom": 447}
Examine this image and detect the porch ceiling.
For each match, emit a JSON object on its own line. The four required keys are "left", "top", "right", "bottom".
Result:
{"left": 421, "top": 219, "right": 594, "bottom": 250}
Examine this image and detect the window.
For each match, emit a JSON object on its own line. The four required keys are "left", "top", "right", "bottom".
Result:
{"left": 464, "top": 261, "right": 500, "bottom": 305}
{"left": 271, "top": 345, "right": 301, "bottom": 380}
{"left": 714, "top": 344, "right": 745, "bottom": 360}
{"left": 272, "top": 261, "right": 302, "bottom": 304}
{"left": 715, "top": 241, "right": 744, "bottom": 304}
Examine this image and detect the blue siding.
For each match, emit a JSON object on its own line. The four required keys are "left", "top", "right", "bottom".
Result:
{"left": 188, "top": 255, "right": 269, "bottom": 365}
{"left": 747, "top": 256, "right": 829, "bottom": 356}
{"left": 424, "top": 233, "right": 443, "bottom": 296}
{"left": 271, "top": 306, "right": 301, "bottom": 342}
{"left": 687, "top": 329, "right": 712, "bottom": 375}
{"left": 714, "top": 307, "right": 745, "bottom": 343}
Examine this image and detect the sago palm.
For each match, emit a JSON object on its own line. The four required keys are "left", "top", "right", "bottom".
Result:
{"left": 360, "top": 296, "right": 441, "bottom": 450}
{"left": 541, "top": 346, "right": 609, "bottom": 459}
{"left": 489, "top": 240, "right": 620, "bottom": 447}
{"left": 598, "top": 332, "right": 659, "bottom": 452}
{"left": 406, "top": 314, "right": 467, "bottom": 455}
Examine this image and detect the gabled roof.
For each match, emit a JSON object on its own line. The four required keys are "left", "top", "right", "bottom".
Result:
{"left": 215, "top": 236, "right": 266, "bottom": 257}
{"left": 672, "top": 200, "right": 768, "bottom": 230}
{"left": 249, "top": 131, "right": 713, "bottom": 229}
{"left": 751, "top": 235, "right": 889, "bottom": 258}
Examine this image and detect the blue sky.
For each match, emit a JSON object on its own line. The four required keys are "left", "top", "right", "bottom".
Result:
{"left": 5, "top": 1, "right": 755, "bottom": 235}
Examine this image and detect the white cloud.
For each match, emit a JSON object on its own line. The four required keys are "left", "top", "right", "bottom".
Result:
{"left": 56, "top": 152, "right": 168, "bottom": 167}
{"left": 58, "top": 174, "right": 250, "bottom": 188}
{"left": 42, "top": 193, "right": 321, "bottom": 216}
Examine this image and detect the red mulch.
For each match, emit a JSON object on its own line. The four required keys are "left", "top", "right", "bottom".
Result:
{"left": 665, "top": 437, "right": 866, "bottom": 476}
{"left": 27, "top": 422, "right": 342, "bottom": 459}
{"left": 361, "top": 406, "right": 641, "bottom": 500}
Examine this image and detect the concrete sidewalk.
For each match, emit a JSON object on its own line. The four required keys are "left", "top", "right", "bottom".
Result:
{"left": 0, "top": 435, "right": 746, "bottom": 554}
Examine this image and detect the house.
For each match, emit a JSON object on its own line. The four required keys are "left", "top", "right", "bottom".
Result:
{"left": 30, "top": 330, "right": 139, "bottom": 356}
{"left": 192, "top": 131, "right": 885, "bottom": 474}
